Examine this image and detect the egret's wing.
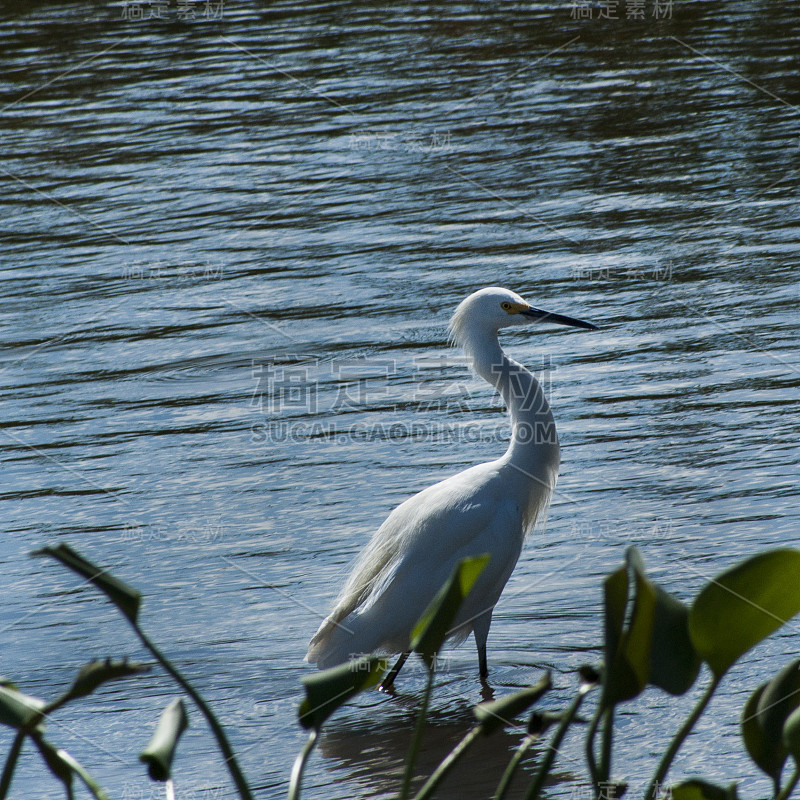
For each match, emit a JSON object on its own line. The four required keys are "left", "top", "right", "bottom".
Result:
{"left": 306, "top": 461, "right": 524, "bottom": 662}
{"left": 363, "top": 490, "right": 525, "bottom": 647}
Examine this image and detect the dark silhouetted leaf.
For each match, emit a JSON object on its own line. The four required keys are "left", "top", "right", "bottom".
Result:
{"left": 0, "top": 685, "right": 46, "bottom": 731}
{"left": 298, "top": 656, "right": 385, "bottom": 731}
{"left": 742, "top": 684, "right": 772, "bottom": 783}
{"left": 527, "top": 710, "right": 561, "bottom": 736}
{"left": 32, "top": 737, "right": 72, "bottom": 788}
{"left": 603, "top": 547, "right": 655, "bottom": 706}
{"left": 782, "top": 705, "right": 800, "bottom": 763}
{"left": 34, "top": 737, "right": 110, "bottom": 800}
{"left": 671, "top": 779, "right": 738, "bottom": 800}
{"left": 742, "top": 660, "right": 800, "bottom": 784}
{"left": 140, "top": 698, "right": 189, "bottom": 781}
{"left": 33, "top": 543, "right": 141, "bottom": 624}
{"left": 65, "top": 658, "right": 151, "bottom": 703}
{"left": 649, "top": 585, "right": 700, "bottom": 696}
{"left": 578, "top": 664, "right": 602, "bottom": 687}
{"left": 690, "top": 550, "right": 800, "bottom": 678}
{"left": 55, "top": 747, "right": 110, "bottom": 800}
{"left": 603, "top": 565, "right": 628, "bottom": 668}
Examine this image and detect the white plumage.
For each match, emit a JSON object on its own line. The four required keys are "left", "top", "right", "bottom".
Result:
{"left": 306, "top": 287, "right": 596, "bottom": 682}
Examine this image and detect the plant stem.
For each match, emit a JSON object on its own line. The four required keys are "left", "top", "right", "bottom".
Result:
{"left": 130, "top": 624, "right": 253, "bottom": 800}
{"left": 523, "top": 686, "right": 590, "bottom": 800}
{"left": 585, "top": 704, "right": 601, "bottom": 794}
{"left": 0, "top": 732, "right": 24, "bottom": 800}
{"left": 413, "top": 726, "right": 482, "bottom": 800}
{"left": 288, "top": 730, "right": 318, "bottom": 800}
{"left": 493, "top": 734, "right": 537, "bottom": 800}
{"left": 401, "top": 668, "right": 435, "bottom": 800}
{"left": 599, "top": 706, "right": 614, "bottom": 785}
{"left": 776, "top": 765, "right": 800, "bottom": 800}
{"left": 644, "top": 675, "right": 720, "bottom": 800}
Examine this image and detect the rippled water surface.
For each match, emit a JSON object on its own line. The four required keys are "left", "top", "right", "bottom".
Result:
{"left": 2, "top": 2, "right": 799, "bottom": 798}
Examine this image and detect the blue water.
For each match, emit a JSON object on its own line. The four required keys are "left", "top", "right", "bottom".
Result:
{"left": 1, "top": 2, "right": 799, "bottom": 798}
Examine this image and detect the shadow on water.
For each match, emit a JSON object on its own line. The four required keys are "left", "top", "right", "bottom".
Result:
{"left": 317, "top": 706, "right": 573, "bottom": 800}
{"left": 292, "top": 665, "right": 576, "bottom": 800}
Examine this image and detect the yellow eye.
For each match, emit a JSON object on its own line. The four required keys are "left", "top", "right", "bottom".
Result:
{"left": 501, "top": 301, "right": 513, "bottom": 312}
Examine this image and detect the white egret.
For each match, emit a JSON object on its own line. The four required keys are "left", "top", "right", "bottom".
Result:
{"left": 306, "top": 287, "right": 596, "bottom": 687}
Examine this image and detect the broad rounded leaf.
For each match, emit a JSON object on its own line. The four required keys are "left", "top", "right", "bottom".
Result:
{"left": 742, "top": 684, "right": 772, "bottom": 781}
{"left": 603, "top": 547, "right": 656, "bottom": 706}
{"left": 411, "top": 554, "right": 490, "bottom": 670}
{"left": 690, "top": 550, "right": 800, "bottom": 678}
{"left": 601, "top": 564, "right": 628, "bottom": 706}
{"left": 649, "top": 585, "right": 700, "bottom": 696}
{"left": 621, "top": 550, "right": 656, "bottom": 693}
{"left": 298, "top": 655, "right": 385, "bottom": 731}
{"left": 140, "top": 698, "right": 189, "bottom": 781}
{"left": 672, "top": 779, "right": 738, "bottom": 800}
{"left": 782, "top": 705, "right": 800, "bottom": 762}
{"left": 474, "top": 672, "right": 551, "bottom": 735}
{"left": 742, "top": 660, "right": 800, "bottom": 783}
{"left": 603, "top": 565, "right": 628, "bottom": 664}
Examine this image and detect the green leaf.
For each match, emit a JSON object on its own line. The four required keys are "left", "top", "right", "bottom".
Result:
{"left": 32, "top": 737, "right": 111, "bottom": 800}
{"left": 54, "top": 747, "right": 111, "bottom": 800}
{"left": 742, "top": 684, "right": 772, "bottom": 782}
{"left": 671, "top": 779, "right": 738, "bottom": 800}
{"left": 64, "top": 658, "right": 151, "bottom": 703}
{"left": 0, "top": 685, "right": 46, "bottom": 731}
{"left": 742, "top": 660, "right": 800, "bottom": 783}
{"left": 782, "top": 705, "right": 800, "bottom": 763}
{"left": 601, "top": 548, "right": 700, "bottom": 708}
{"left": 298, "top": 656, "right": 385, "bottom": 731}
{"left": 690, "top": 549, "right": 800, "bottom": 679}
{"left": 603, "top": 564, "right": 628, "bottom": 670}
{"left": 603, "top": 547, "right": 656, "bottom": 706}
{"left": 527, "top": 710, "right": 562, "bottom": 736}
{"left": 410, "top": 554, "right": 491, "bottom": 670}
{"left": 649, "top": 585, "right": 700, "bottom": 696}
{"left": 32, "top": 736, "right": 72, "bottom": 788}
{"left": 622, "top": 549, "right": 656, "bottom": 690}
{"left": 140, "top": 698, "right": 189, "bottom": 781}
{"left": 33, "top": 543, "right": 142, "bottom": 624}
{"left": 473, "top": 672, "right": 551, "bottom": 735}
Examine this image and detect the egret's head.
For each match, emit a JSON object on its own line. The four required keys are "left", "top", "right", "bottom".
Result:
{"left": 448, "top": 287, "right": 596, "bottom": 353}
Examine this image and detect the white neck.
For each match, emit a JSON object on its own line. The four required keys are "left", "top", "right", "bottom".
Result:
{"left": 463, "top": 332, "right": 560, "bottom": 473}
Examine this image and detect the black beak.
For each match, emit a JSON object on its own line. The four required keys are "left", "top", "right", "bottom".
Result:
{"left": 520, "top": 306, "right": 598, "bottom": 330}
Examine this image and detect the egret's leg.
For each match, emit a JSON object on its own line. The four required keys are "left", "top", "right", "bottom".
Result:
{"left": 477, "top": 643, "right": 488, "bottom": 679}
{"left": 380, "top": 651, "right": 410, "bottom": 692}
{"left": 473, "top": 609, "right": 494, "bottom": 681}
